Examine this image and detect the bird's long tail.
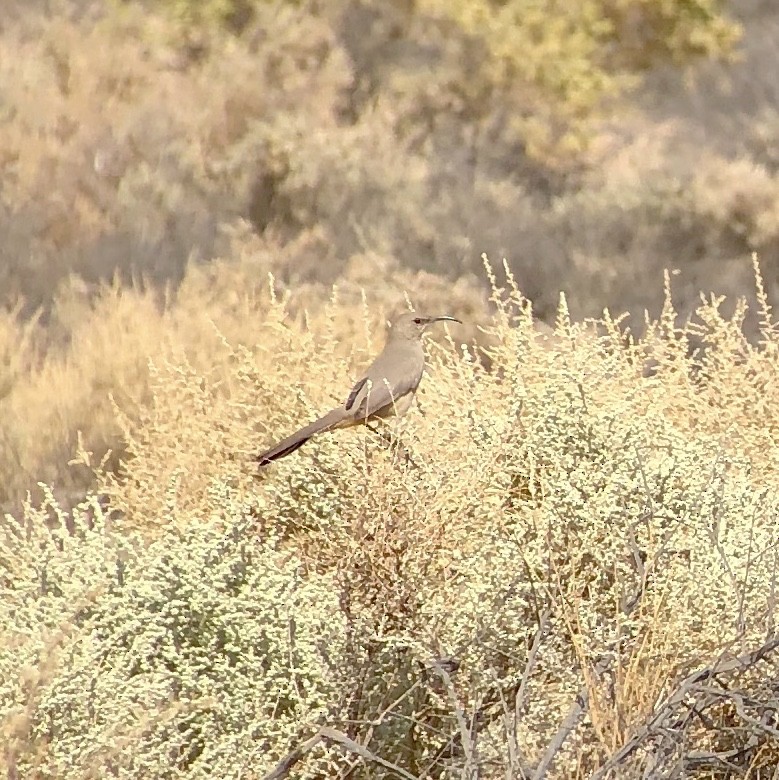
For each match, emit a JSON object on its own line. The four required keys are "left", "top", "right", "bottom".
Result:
{"left": 256, "top": 408, "right": 349, "bottom": 466}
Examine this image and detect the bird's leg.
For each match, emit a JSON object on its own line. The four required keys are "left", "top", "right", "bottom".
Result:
{"left": 387, "top": 429, "right": 417, "bottom": 470}
{"left": 365, "top": 422, "right": 416, "bottom": 468}
{"left": 366, "top": 422, "right": 396, "bottom": 448}
{"left": 395, "top": 442, "right": 417, "bottom": 469}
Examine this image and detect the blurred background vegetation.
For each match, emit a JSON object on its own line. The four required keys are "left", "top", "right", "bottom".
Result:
{"left": 1, "top": 0, "right": 777, "bottom": 507}
{"left": 5, "top": 3, "right": 779, "bottom": 776}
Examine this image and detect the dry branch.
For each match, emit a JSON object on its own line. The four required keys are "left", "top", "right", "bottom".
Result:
{"left": 591, "top": 635, "right": 779, "bottom": 779}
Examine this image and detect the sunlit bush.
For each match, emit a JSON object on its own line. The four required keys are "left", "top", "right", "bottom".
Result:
{"left": 3, "top": 263, "right": 779, "bottom": 777}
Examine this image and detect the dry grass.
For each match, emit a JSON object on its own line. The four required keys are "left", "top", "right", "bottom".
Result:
{"left": 2, "top": 257, "right": 779, "bottom": 777}
{"left": 0, "top": 225, "right": 489, "bottom": 511}
{"left": 2, "top": 1, "right": 779, "bottom": 776}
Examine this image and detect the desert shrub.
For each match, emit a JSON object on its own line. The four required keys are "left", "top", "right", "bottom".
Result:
{"left": 414, "top": 0, "right": 740, "bottom": 158}
{"left": 0, "top": 0, "right": 350, "bottom": 311}
{"left": 0, "top": 0, "right": 751, "bottom": 322}
{"left": 0, "top": 277, "right": 169, "bottom": 511}
{"left": 0, "top": 227, "right": 489, "bottom": 513}
{"left": 749, "top": 107, "right": 779, "bottom": 174}
{"left": 688, "top": 156, "right": 779, "bottom": 250}
{"left": 4, "top": 263, "right": 778, "bottom": 777}
{"left": 0, "top": 489, "right": 345, "bottom": 778}
{"left": 0, "top": 0, "right": 770, "bottom": 375}
{"left": 153, "top": 0, "right": 256, "bottom": 32}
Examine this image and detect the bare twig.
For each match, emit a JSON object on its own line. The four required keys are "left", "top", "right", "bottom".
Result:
{"left": 516, "top": 609, "right": 551, "bottom": 730}
{"left": 261, "top": 726, "right": 423, "bottom": 780}
{"left": 590, "top": 635, "right": 779, "bottom": 779}
{"left": 321, "top": 727, "right": 421, "bottom": 780}
{"left": 532, "top": 659, "right": 612, "bottom": 780}
{"left": 260, "top": 732, "right": 325, "bottom": 780}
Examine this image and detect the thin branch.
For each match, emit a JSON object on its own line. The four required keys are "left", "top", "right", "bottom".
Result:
{"left": 591, "top": 635, "right": 779, "bottom": 779}
{"left": 260, "top": 732, "right": 324, "bottom": 780}
{"left": 532, "top": 681, "right": 591, "bottom": 780}
{"left": 321, "top": 727, "right": 421, "bottom": 780}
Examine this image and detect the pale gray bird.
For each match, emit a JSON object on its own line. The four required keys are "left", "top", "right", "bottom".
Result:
{"left": 256, "top": 312, "right": 461, "bottom": 466}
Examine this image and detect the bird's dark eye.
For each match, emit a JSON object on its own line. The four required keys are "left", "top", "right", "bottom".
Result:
{"left": 413, "top": 317, "right": 423, "bottom": 325}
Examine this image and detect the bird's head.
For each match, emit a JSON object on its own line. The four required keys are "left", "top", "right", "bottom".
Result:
{"left": 388, "top": 311, "right": 462, "bottom": 341}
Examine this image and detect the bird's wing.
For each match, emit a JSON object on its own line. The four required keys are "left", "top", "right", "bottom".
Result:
{"left": 343, "top": 350, "right": 423, "bottom": 420}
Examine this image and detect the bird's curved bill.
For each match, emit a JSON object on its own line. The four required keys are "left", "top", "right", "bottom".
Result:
{"left": 430, "top": 316, "right": 462, "bottom": 324}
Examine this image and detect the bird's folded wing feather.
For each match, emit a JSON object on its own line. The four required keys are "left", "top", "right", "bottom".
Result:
{"left": 343, "top": 352, "right": 423, "bottom": 419}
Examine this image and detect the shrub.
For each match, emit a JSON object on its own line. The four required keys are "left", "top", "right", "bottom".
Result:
{"left": 0, "top": 490, "right": 345, "bottom": 777}
{"left": 3, "top": 263, "right": 779, "bottom": 777}
{"left": 416, "top": 0, "right": 741, "bottom": 158}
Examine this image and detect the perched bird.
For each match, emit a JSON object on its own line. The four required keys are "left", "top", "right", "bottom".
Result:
{"left": 256, "top": 312, "right": 461, "bottom": 466}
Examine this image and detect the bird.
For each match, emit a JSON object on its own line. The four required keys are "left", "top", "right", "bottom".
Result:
{"left": 255, "top": 312, "right": 461, "bottom": 466}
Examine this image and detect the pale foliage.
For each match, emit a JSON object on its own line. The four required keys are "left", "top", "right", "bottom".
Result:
{"left": 2, "top": 260, "right": 779, "bottom": 776}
